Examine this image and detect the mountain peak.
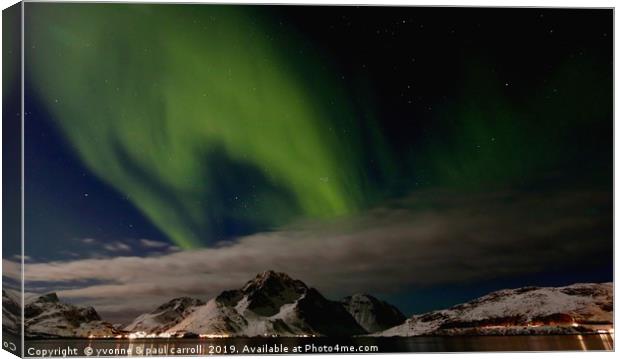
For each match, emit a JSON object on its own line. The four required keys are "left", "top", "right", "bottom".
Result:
{"left": 154, "top": 297, "right": 205, "bottom": 313}
{"left": 33, "top": 292, "right": 60, "bottom": 304}
{"left": 19, "top": 292, "right": 119, "bottom": 338}
{"left": 241, "top": 271, "right": 308, "bottom": 317}
{"left": 259, "top": 269, "right": 280, "bottom": 278}
{"left": 242, "top": 271, "right": 308, "bottom": 297}
{"left": 125, "top": 296, "right": 205, "bottom": 333}
{"left": 163, "top": 271, "right": 367, "bottom": 337}
{"left": 246, "top": 270, "right": 299, "bottom": 286}
{"left": 341, "top": 293, "right": 406, "bottom": 333}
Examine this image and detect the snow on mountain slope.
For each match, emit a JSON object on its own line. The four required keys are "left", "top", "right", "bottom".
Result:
{"left": 379, "top": 282, "right": 613, "bottom": 336}
{"left": 2, "top": 289, "right": 21, "bottom": 333}
{"left": 341, "top": 294, "right": 406, "bottom": 333}
{"left": 125, "top": 297, "right": 205, "bottom": 333}
{"left": 166, "top": 297, "right": 249, "bottom": 336}
{"left": 23, "top": 292, "right": 122, "bottom": 338}
{"left": 164, "top": 271, "right": 366, "bottom": 337}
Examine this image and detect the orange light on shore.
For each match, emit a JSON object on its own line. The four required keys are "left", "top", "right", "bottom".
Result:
{"left": 199, "top": 334, "right": 230, "bottom": 338}
{"left": 127, "top": 331, "right": 148, "bottom": 339}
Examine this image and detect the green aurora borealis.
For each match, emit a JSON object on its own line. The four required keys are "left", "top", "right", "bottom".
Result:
{"left": 27, "top": 5, "right": 373, "bottom": 248}
{"left": 25, "top": 4, "right": 611, "bottom": 250}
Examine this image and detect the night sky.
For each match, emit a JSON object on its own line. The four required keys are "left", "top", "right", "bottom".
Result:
{"left": 13, "top": 4, "right": 613, "bottom": 320}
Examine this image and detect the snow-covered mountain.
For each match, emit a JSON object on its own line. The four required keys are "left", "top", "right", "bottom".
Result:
{"left": 379, "top": 282, "right": 613, "bottom": 336}
{"left": 125, "top": 297, "right": 205, "bottom": 334}
{"left": 138, "top": 271, "right": 366, "bottom": 337}
{"left": 21, "top": 292, "right": 123, "bottom": 338}
{"left": 341, "top": 294, "right": 406, "bottom": 332}
{"left": 7, "top": 275, "right": 611, "bottom": 339}
{"left": 2, "top": 289, "right": 21, "bottom": 334}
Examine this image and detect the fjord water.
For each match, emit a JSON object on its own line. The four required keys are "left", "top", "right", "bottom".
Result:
{"left": 23, "top": 335, "right": 613, "bottom": 356}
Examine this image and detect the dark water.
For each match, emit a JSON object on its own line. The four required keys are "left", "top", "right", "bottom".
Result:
{"left": 16, "top": 335, "right": 613, "bottom": 356}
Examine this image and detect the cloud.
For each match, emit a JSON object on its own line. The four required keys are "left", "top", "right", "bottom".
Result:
{"left": 139, "top": 239, "right": 171, "bottom": 249}
{"left": 2, "top": 260, "right": 20, "bottom": 281}
{"left": 102, "top": 242, "right": 132, "bottom": 253}
{"left": 11, "top": 255, "right": 32, "bottom": 261}
{"left": 65, "top": 237, "right": 178, "bottom": 258}
{"left": 18, "top": 188, "right": 611, "bottom": 321}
